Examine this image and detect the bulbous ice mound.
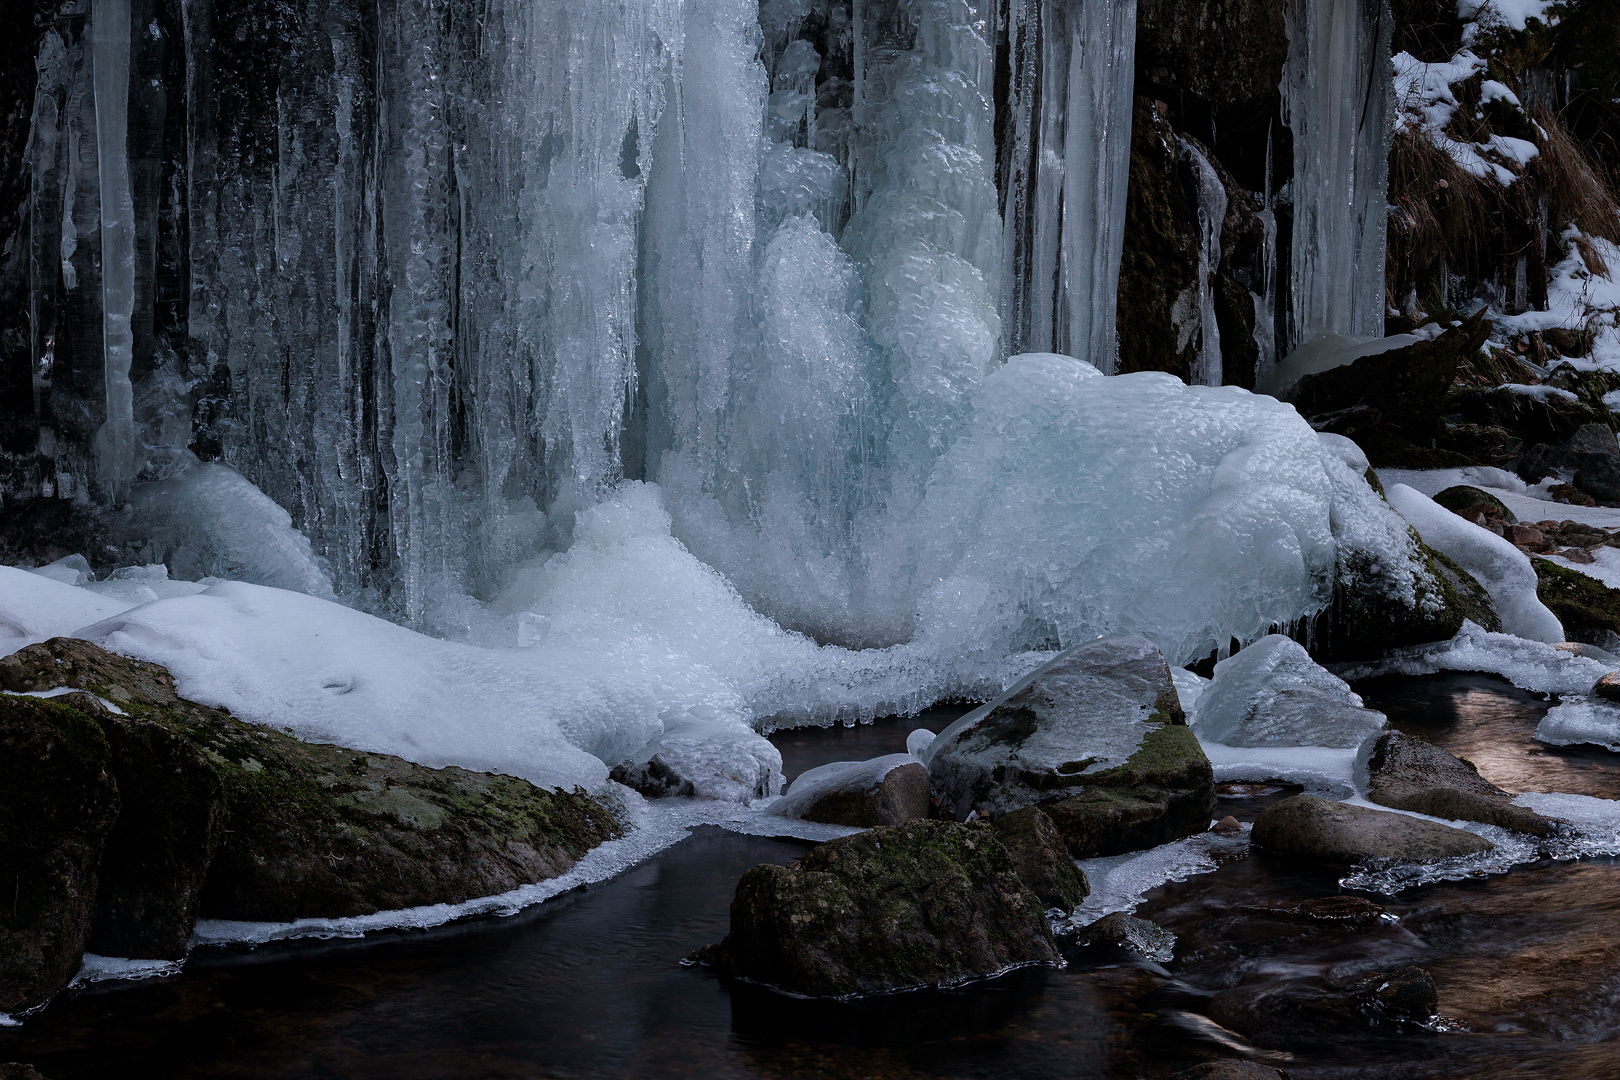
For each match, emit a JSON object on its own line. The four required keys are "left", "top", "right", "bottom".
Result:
{"left": 1194, "top": 634, "right": 1386, "bottom": 749}
{"left": 906, "top": 354, "right": 1338, "bottom": 664}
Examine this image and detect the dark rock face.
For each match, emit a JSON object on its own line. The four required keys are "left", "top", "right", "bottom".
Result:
{"left": 1135, "top": 0, "right": 1288, "bottom": 109}
{"left": 0, "top": 695, "right": 119, "bottom": 1013}
{"left": 1251, "top": 794, "right": 1492, "bottom": 866}
{"left": 0, "top": 1066, "right": 50, "bottom": 1080}
{"left": 795, "top": 761, "right": 931, "bottom": 829}
{"left": 700, "top": 820, "right": 1060, "bottom": 998}
{"left": 1365, "top": 731, "right": 1559, "bottom": 836}
{"left": 1117, "top": 98, "right": 1199, "bottom": 383}
{"left": 1532, "top": 557, "right": 1620, "bottom": 648}
{"left": 1574, "top": 453, "right": 1620, "bottom": 504}
{"left": 928, "top": 634, "right": 1189, "bottom": 821}
{"left": 1040, "top": 725, "right": 1215, "bottom": 860}
{"left": 1285, "top": 312, "right": 1490, "bottom": 467}
{"left": 0, "top": 639, "right": 622, "bottom": 925}
{"left": 1432, "top": 484, "right": 1516, "bottom": 524}
{"left": 1169, "top": 1062, "right": 1289, "bottom": 1080}
{"left": 990, "top": 806, "right": 1089, "bottom": 910}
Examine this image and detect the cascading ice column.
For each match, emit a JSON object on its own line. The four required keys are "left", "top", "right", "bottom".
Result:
{"left": 1282, "top": 0, "right": 1392, "bottom": 348}
{"left": 92, "top": 0, "right": 137, "bottom": 501}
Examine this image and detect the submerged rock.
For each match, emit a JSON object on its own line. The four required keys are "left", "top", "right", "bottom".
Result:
{"left": 769, "top": 755, "right": 930, "bottom": 828}
{"left": 1195, "top": 635, "right": 1386, "bottom": 749}
{"left": 1251, "top": 794, "right": 1491, "bottom": 866}
{"left": 1364, "top": 731, "right": 1559, "bottom": 836}
{"left": 0, "top": 696, "right": 119, "bottom": 1013}
{"left": 990, "top": 806, "right": 1089, "bottom": 910}
{"left": 1209, "top": 964, "right": 1441, "bottom": 1044}
{"left": 697, "top": 820, "right": 1060, "bottom": 997}
{"left": 925, "top": 635, "right": 1188, "bottom": 821}
{"left": 0, "top": 639, "right": 623, "bottom": 928}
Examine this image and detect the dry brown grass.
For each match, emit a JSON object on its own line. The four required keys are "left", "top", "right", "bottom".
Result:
{"left": 1386, "top": 128, "right": 1509, "bottom": 297}
{"left": 1530, "top": 107, "right": 1620, "bottom": 248}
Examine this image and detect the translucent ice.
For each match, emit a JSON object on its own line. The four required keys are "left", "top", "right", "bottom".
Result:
{"left": 1536, "top": 699, "right": 1620, "bottom": 752}
{"left": 1195, "top": 635, "right": 1387, "bottom": 749}
{"left": 1333, "top": 621, "right": 1613, "bottom": 696}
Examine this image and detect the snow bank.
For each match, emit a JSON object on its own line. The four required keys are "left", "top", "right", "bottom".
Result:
{"left": 1386, "top": 483, "right": 1563, "bottom": 641}
{"left": 0, "top": 565, "right": 138, "bottom": 650}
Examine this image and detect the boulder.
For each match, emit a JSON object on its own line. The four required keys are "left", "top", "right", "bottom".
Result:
{"left": 1575, "top": 453, "right": 1620, "bottom": 504}
{"left": 0, "top": 639, "right": 622, "bottom": 924}
{"left": 1564, "top": 421, "right": 1620, "bottom": 458}
{"left": 1531, "top": 557, "right": 1620, "bottom": 650}
{"left": 1342, "top": 966, "right": 1440, "bottom": 1024}
{"left": 1040, "top": 724, "right": 1215, "bottom": 859}
{"left": 1195, "top": 635, "right": 1386, "bottom": 749}
{"left": 769, "top": 755, "right": 931, "bottom": 828}
{"left": 1592, "top": 671, "right": 1620, "bottom": 703}
{"left": 990, "top": 806, "right": 1090, "bottom": 910}
{"left": 1169, "top": 1063, "right": 1289, "bottom": 1080}
{"left": 1364, "top": 731, "right": 1559, "bottom": 836}
{"left": 1452, "top": 384, "right": 1614, "bottom": 450}
{"left": 0, "top": 695, "right": 119, "bottom": 1013}
{"left": 696, "top": 820, "right": 1060, "bottom": 997}
{"left": 1548, "top": 482, "right": 1597, "bottom": 506}
{"left": 1432, "top": 485, "right": 1516, "bottom": 524}
{"left": 1251, "top": 794, "right": 1492, "bottom": 866}
{"left": 1077, "top": 911, "right": 1176, "bottom": 962}
{"left": 926, "top": 635, "right": 1187, "bottom": 821}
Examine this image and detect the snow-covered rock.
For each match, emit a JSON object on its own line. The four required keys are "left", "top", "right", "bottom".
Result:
{"left": 1386, "top": 482, "right": 1564, "bottom": 642}
{"left": 1194, "top": 634, "right": 1387, "bottom": 750}
{"left": 768, "top": 754, "right": 929, "bottom": 827}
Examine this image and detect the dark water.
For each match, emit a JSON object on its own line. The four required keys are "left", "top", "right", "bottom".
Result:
{"left": 5, "top": 678, "right": 1620, "bottom": 1079}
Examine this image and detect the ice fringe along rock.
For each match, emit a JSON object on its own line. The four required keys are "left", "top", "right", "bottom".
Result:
{"left": 1386, "top": 483, "right": 1564, "bottom": 642}
{"left": 1331, "top": 620, "right": 1614, "bottom": 696}
{"left": 1536, "top": 699, "right": 1620, "bottom": 752}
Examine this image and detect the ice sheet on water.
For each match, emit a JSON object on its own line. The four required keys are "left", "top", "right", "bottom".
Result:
{"left": 1535, "top": 699, "right": 1620, "bottom": 752}
{"left": 122, "top": 463, "right": 336, "bottom": 599}
{"left": 1199, "top": 742, "right": 1361, "bottom": 797}
{"left": 1195, "top": 635, "right": 1387, "bottom": 749}
{"left": 1331, "top": 620, "right": 1613, "bottom": 695}
{"left": 768, "top": 752, "right": 918, "bottom": 821}
{"left": 1386, "top": 483, "right": 1564, "bottom": 642}
{"left": 1059, "top": 831, "right": 1235, "bottom": 925}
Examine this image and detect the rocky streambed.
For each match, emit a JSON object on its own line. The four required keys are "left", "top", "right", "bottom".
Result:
{"left": 3, "top": 643, "right": 1619, "bottom": 1078}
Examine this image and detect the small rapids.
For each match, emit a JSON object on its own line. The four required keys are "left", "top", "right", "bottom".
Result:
{"left": 3, "top": 676, "right": 1619, "bottom": 1079}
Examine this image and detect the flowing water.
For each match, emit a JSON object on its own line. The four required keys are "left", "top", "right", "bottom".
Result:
{"left": 4, "top": 676, "right": 1618, "bottom": 1079}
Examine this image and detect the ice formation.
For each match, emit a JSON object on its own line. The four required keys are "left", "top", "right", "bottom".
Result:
{"left": 1536, "top": 699, "right": 1620, "bottom": 753}
{"left": 1194, "top": 634, "right": 1387, "bottom": 749}
{"left": 1333, "top": 620, "right": 1614, "bottom": 696}
{"left": 1282, "top": 0, "right": 1392, "bottom": 347}
{"left": 768, "top": 753, "right": 920, "bottom": 820}
{"left": 1386, "top": 483, "right": 1564, "bottom": 642}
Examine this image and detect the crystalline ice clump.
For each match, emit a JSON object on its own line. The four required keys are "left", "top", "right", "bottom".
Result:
{"left": 1194, "top": 634, "right": 1387, "bottom": 749}
{"left": 121, "top": 463, "right": 336, "bottom": 599}
{"left": 1385, "top": 483, "right": 1563, "bottom": 642}
{"left": 1536, "top": 700, "right": 1620, "bottom": 752}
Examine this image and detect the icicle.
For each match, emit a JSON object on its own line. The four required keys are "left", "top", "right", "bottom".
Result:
{"left": 998, "top": 0, "right": 1135, "bottom": 369}
{"left": 1253, "top": 121, "right": 1279, "bottom": 385}
{"left": 1281, "top": 0, "right": 1392, "bottom": 349}
{"left": 93, "top": 0, "right": 137, "bottom": 501}
{"left": 1179, "top": 138, "right": 1225, "bottom": 387}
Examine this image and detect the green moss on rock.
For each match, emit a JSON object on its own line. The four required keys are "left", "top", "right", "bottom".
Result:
{"left": 1041, "top": 725, "right": 1215, "bottom": 860}
{"left": 1532, "top": 557, "right": 1620, "bottom": 646}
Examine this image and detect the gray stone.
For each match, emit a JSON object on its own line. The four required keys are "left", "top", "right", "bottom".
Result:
{"left": 1575, "top": 453, "right": 1620, "bottom": 503}
{"left": 1364, "top": 731, "right": 1559, "bottom": 836}
{"left": 1564, "top": 421, "right": 1620, "bottom": 458}
{"left": 1592, "top": 670, "right": 1620, "bottom": 703}
{"left": 1252, "top": 794, "right": 1492, "bottom": 866}
{"left": 990, "top": 806, "right": 1090, "bottom": 910}
{"left": 695, "top": 820, "right": 1060, "bottom": 998}
{"left": 927, "top": 635, "right": 1186, "bottom": 820}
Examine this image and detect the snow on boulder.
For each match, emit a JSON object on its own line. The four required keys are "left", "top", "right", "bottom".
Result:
{"left": 924, "top": 634, "right": 1190, "bottom": 820}
{"left": 1194, "top": 635, "right": 1387, "bottom": 750}
{"left": 1386, "top": 483, "right": 1564, "bottom": 642}
{"left": 768, "top": 753, "right": 930, "bottom": 827}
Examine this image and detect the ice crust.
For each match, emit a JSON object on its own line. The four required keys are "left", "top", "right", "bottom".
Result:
{"left": 1536, "top": 699, "right": 1620, "bottom": 752}
{"left": 1195, "top": 635, "right": 1388, "bottom": 749}
{"left": 768, "top": 752, "right": 919, "bottom": 821}
{"left": 1386, "top": 483, "right": 1564, "bottom": 642}
{"left": 1331, "top": 620, "right": 1614, "bottom": 695}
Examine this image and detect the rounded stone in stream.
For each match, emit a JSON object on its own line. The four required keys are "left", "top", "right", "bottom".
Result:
{"left": 1593, "top": 671, "right": 1620, "bottom": 704}
{"left": 1251, "top": 794, "right": 1491, "bottom": 867}
{"left": 774, "top": 758, "right": 931, "bottom": 828}
{"left": 1364, "top": 730, "right": 1559, "bottom": 836}
{"left": 0, "top": 695, "right": 119, "bottom": 1012}
{"left": 990, "top": 806, "right": 1089, "bottom": 910}
{"left": 697, "top": 820, "right": 1060, "bottom": 998}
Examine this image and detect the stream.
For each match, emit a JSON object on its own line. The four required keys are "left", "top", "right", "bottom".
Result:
{"left": 3, "top": 676, "right": 1618, "bottom": 1079}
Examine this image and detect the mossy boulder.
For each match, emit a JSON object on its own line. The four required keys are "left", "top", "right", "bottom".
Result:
{"left": 1531, "top": 558, "right": 1620, "bottom": 648}
{"left": 1316, "top": 537, "right": 1500, "bottom": 662}
{"left": 927, "top": 635, "right": 1187, "bottom": 821}
{"left": 990, "top": 806, "right": 1089, "bottom": 910}
{"left": 1365, "top": 730, "right": 1559, "bottom": 836}
{"left": 1252, "top": 794, "right": 1491, "bottom": 867}
{"left": 0, "top": 695, "right": 119, "bottom": 1012}
{"left": 1040, "top": 724, "right": 1215, "bottom": 859}
{"left": 0, "top": 639, "right": 623, "bottom": 926}
{"left": 1432, "top": 484, "right": 1516, "bottom": 523}
{"left": 697, "top": 820, "right": 1060, "bottom": 997}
